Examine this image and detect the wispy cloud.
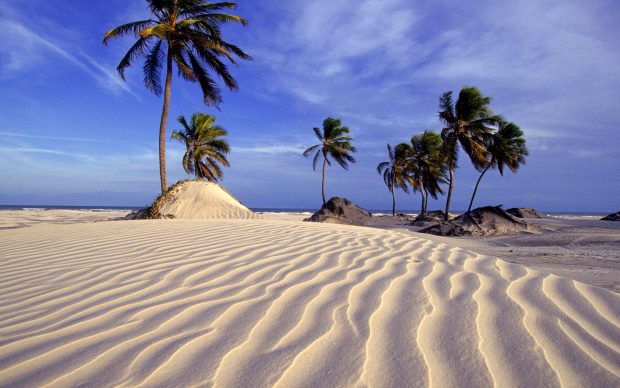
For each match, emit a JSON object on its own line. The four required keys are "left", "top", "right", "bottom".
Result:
{"left": 234, "top": 144, "right": 305, "bottom": 155}
{"left": 0, "top": 131, "right": 106, "bottom": 143}
{"left": 0, "top": 17, "right": 140, "bottom": 100}
{"left": 245, "top": 0, "right": 620, "bottom": 141}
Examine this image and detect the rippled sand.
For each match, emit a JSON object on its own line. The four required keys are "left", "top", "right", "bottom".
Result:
{"left": 0, "top": 219, "right": 619, "bottom": 386}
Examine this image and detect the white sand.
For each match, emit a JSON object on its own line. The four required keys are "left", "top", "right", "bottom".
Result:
{"left": 0, "top": 209, "right": 129, "bottom": 230}
{"left": 1, "top": 219, "right": 618, "bottom": 387}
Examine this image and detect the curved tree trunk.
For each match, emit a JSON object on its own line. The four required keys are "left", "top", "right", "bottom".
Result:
{"left": 467, "top": 160, "right": 493, "bottom": 212}
{"left": 419, "top": 181, "right": 426, "bottom": 216}
{"left": 391, "top": 176, "right": 396, "bottom": 216}
{"left": 321, "top": 157, "right": 327, "bottom": 205}
{"left": 444, "top": 164, "right": 454, "bottom": 221}
{"left": 424, "top": 193, "right": 429, "bottom": 215}
{"left": 158, "top": 49, "right": 173, "bottom": 194}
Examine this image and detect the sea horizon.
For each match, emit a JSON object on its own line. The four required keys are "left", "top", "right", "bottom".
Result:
{"left": 0, "top": 204, "right": 609, "bottom": 218}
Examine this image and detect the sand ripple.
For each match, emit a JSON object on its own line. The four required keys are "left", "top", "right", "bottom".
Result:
{"left": 0, "top": 220, "right": 618, "bottom": 387}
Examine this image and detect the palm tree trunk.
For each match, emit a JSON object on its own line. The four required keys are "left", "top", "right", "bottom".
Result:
{"left": 321, "top": 157, "right": 327, "bottom": 205}
{"left": 467, "top": 160, "right": 493, "bottom": 212}
{"left": 419, "top": 182, "right": 426, "bottom": 216}
{"left": 424, "top": 193, "right": 429, "bottom": 215}
{"left": 444, "top": 164, "right": 454, "bottom": 221}
{"left": 157, "top": 48, "right": 173, "bottom": 194}
{"left": 391, "top": 177, "right": 395, "bottom": 216}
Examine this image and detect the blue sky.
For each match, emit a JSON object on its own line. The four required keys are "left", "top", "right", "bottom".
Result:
{"left": 1, "top": 0, "right": 619, "bottom": 211}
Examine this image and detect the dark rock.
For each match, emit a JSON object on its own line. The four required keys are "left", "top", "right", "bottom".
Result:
{"left": 411, "top": 210, "right": 447, "bottom": 225}
{"left": 304, "top": 197, "right": 373, "bottom": 226}
{"left": 419, "top": 206, "right": 527, "bottom": 237}
{"left": 506, "top": 207, "right": 542, "bottom": 219}
{"left": 601, "top": 211, "right": 620, "bottom": 221}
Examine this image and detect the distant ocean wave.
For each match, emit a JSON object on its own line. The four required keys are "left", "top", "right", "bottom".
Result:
{"left": 545, "top": 213, "right": 605, "bottom": 220}
{"left": 0, "top": 205, "right": 139, "bottom": 212}
{"left": 0, "top": 205, "right": 609, "bottom": 220}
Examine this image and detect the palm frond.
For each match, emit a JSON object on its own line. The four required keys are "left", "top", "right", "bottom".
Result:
{"left": 186, "top": 49, "right": 222, "bottom": 105}
{"left": 312, "top": 148, "right": 322, "bottom": 171}
{"left": 312, "top": 127, "right": 323, "bottom": 141}
{"left": 103, "top": 20, "right": 155, "bottom": 44}
{"left": 303, "top": 144, "right": 320, "bottom": 158}
{"left": 117, "top": 37, "right": 150, "bottom": 79}
{"left": 143, "top": 40, "right": 165, "bottom": 95}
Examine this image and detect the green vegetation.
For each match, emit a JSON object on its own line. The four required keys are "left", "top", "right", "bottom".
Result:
{"left": 377, "top": 144, "right": 410, "bottom": 216}
{"left": 303, "top": 118, "right": 357, "bottom": 205}
{"left": 103, "top": 0, "right": 250, "bottom": 194}
{"left": 439, "top": 87, "right": 504, "bottom": 219}
{"left": 376, "top": 87, "right": 526, "bottom": 217}
{"left": 467, "top": 121, "right": 528, "bottom": 211}
{"left": 171, "top": 113, "right": 231, "bottom": 182}
{"left": 402, "top": 130, "right": 447, "bottom": 217}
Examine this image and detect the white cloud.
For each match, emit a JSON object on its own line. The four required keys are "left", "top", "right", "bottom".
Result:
{"left": 0, "top": 131, "right": 105, "bottom": 142}
{"left": 0, "top": 17, "right": 140, "bottom": 100}
{"left": 244, "top": 0, "right": 620, "bottom": 142}
{"left": 235, "top": 144, "right": 305, "bottom": 155}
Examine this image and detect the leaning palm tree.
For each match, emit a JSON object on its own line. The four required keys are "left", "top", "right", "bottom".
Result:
{"left": 303, "top": 118, "right": 356, "bottom": 205}
{"left": 377, "top": 144, "right": 410, "bottom": 216}
{"left": 405, "top": 130, "right": 447, "bottom": 216}
{"left": 103, "top": 1, "right": 251, "bottom": 193}
{"left": 439, "top": 87, "right": 503, "bottom": 220}
{"left": 467, "top": 121, "right": 528, "bottom": 211}
{"left": 171, "top": 113, "right": 230, "bottom": 182}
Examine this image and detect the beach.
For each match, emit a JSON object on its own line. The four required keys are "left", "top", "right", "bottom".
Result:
{"left": 0, "top": 209, "right": 619, "bottom": 386}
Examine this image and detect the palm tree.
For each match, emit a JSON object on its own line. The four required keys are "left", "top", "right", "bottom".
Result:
{"left": 103, "top": 1, "right": 251, "bottom": 194}
{"left": 303, "top": 118, "right": 357, "bottom": 205}
{"left": 405, "top": 131, "right": 447, "bottom": 216}
{"left": 467, "top": 121, "right": 528, "bottom": 211}
{"left": 377, "top": 144, "right": 410, "bottom": 216}
{"left": 439, "top": 86, "right": 502, "bottom": 220}
{"left": 171, "top": 113, "right": 230, "bottom": 181}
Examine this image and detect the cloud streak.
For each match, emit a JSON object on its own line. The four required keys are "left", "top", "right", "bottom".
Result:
{"left": 0, "top": 131, "right": 106, "bottom": 143}
{"left": 0, "top": 17, "right": 140, "bottom": 100}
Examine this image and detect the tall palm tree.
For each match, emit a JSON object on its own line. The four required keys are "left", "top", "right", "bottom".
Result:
{"left": 171, "top": 113, "right": 230, "bottom": 181}
{"left": 405, "top": 130, "right": 447, "bottom": 216}
{"left": 377, "top": 144, "right": 410, "bottom": 216}
{"left": 439, "top": 86, "right": 502, "bottom": 220}
{"left": 103, "top": 0, "right": 251, "bottom": 194}
{"left": 467, "top": 121, "right": 528, "bottom": 211}
{"left": 303, "top": 118, "right": 357, "bottom": 205}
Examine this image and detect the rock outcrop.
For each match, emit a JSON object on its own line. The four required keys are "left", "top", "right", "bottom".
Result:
{"left": 506, "top": 207, "right": 543, "bottom": 219}
{"left": 419, "top": 206, "right": 527, "bottom": 237}
{"left": 411, "top": 210, "right": 447, "bottom": 224}
{"left": 601, "top": 211, "right": 620, "bottom": 221}
{"left": 304, "top": 197, "right": 373, "bottom": 226}
{"left": 127, "top": 180, "right": 259, "bottom": 220}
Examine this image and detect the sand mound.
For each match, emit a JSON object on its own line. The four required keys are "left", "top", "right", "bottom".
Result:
{"left": 602, "top": 211, "right": 620, "bottom": 221}
{"left": 128, "top": 180, "right": 259, "bottom": 220}
{"left": 304, "top": 197, "right": 373, "bottom": 226}
{"left": 507, "top": 207, "right": 543, "bottom": 219}
{"left": 420, "top": 206, "right": 527, "bottom": 236}
{"left": 0, "top": 220, "right": 618, "bottom": 387}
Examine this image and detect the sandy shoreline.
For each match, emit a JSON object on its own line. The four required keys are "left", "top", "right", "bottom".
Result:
{"left": 0, "top": 211, "right": 619, "bottom": 386}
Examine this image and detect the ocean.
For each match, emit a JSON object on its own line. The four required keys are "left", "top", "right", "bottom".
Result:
{"left": 0, "top": 205, "right": 608, "bottom": 220}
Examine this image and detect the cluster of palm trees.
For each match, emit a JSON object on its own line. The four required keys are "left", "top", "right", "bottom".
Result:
{"left": 377, "top": 87, "right": 528, "bottom": 219}
{"left": 377, "top": 131, "right": 446, "bottom": 217}
{"left": 304, "top": 87, "right": 528, "bottom": 219}
{"left": 104, "top": 0, "right": 250, "bottom": 190}
{"left": 105, "top": 2, "right": 527, "bottom": 213}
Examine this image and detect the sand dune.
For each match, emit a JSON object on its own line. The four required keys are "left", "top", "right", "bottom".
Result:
{"left": 131, "top": 180, "right": 260, "bottom": 219}
{"left": 0, "top": 220, "right": 618, "bottom": 387}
